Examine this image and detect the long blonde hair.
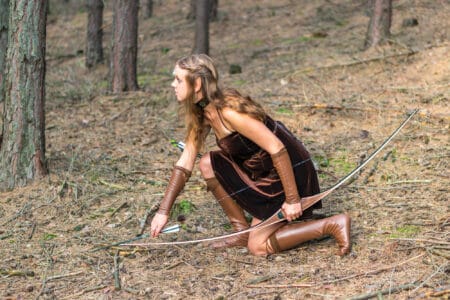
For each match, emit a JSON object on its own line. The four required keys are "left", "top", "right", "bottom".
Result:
{"left": 175, "top": 54, "right": 266, "bottom": 150}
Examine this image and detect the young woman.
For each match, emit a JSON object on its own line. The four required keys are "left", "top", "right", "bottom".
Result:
{"left": 150, "top": 54, "right": 351, "bottom": 256}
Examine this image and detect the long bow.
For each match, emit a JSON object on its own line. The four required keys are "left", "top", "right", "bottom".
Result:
{"left": 123, "top": 109, "right": 418, "bottom": 247}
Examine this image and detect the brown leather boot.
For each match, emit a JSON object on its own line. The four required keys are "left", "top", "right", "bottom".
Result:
{"left": 268, "top": 214, "right": 351, "bottom": 256}
{"left": 206, "top": 177, "right": 249, "bottom": 248}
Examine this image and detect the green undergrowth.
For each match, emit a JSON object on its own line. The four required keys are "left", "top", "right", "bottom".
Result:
{"left": 171, "top": 199, "right": 196, "bottom": 220}
{"left": 389, "top": 225, "right": 421, "bottom": 239}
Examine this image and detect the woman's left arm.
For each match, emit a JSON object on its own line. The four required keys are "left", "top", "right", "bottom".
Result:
{"left": 221, "top": 108, "right": 302, "bottom": 221}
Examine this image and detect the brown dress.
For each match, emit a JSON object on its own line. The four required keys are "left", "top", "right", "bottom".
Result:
{"left": 210, "top": 116, "right": 321, "bottom": 220}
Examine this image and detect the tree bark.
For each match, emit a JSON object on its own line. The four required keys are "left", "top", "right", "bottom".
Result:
{"left": 142, "top": 0, "right": 153, "bottom": 19}
{"left": 193, "top": 0, "right": 210, "bottom": 55}
{"left": 86, "top": 0, "right": 104, "bottom": 68}
{"left": 0, "top": 0, "right": 8, "bottom": 104}
{"left": 187, "top": 0, "right": 217, "bottom": 21}
{"left": 110, "top": 0, "right": 139, "bottom": 93}
{"left": 365, "top": 0, "right": 392, "bottom": 48}
{"left": 0, "top": 0, "right": 48, "bottom": 190}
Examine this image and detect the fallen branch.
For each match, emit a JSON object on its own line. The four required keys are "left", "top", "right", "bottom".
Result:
{"left": 347, "top": 282, "right": 417, "bottom": 300}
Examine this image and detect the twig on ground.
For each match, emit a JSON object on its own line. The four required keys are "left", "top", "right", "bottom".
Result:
{"left": 165, "top": 261, "right": 185, "bottom": 270}
{"left": 110, "top": 201, "right": 128, "bottom": 218}
{"left": 36, "top": 243, "right": 56, "bottom": 300}
{"left": 429, "top": 248, "right": 450, "bottom": 259}
{"left": 114, "top": 251, "right": 121, "bottom": 290}
{"left": 246, "top": 283, "right": 313, "bottom": 288}
{"left": 138, "top": 203, "right": 159, "bottom": 236}
{"left": 386, "top": 179, "right": 433, "bottom": 185}
{"left": 0, "top": 269, "right": 35, "bottom": 277}
{"left": 362, "top": 160, "right": 379, "bottom": 184}
{"left": 72, "top": 285, "right": 107, "bottom": 297}
{"left": 292, "top": 103, "right": 374, "bottom": 112}
{"left": 28, "top": 222, "right": 36, "bottom": 240}
{"left": 246, "top": 275, "right": 277, "bottom": 285}
{"left": 0, "top": 233, "right": 13, "bottom": 240}
{"left": 1, "top": 202, "right": 32, "bottom": 226}
{"left": 98, "top": 179, "right": 127, "bottom": 190}
{"left": 46, "top": 271, "right": 84, "bottom": 282}
{"left": 419, "top": 286, "right": 450, "bottom": 298}
{"left": 412, "top": 263, "right": 449, "bottom": 294}
{"left": 347, "top": 282, "right": 417, "bottom": 300}
{"left": 391, "top": 238, "right": 450, "bottom": 246}
{"left": 90, "top": 233, "right": 149, "bottom": 252}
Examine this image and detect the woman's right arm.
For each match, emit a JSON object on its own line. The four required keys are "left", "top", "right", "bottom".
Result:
{"left": 150, "top": 139, "right": 198, "bottom": 238}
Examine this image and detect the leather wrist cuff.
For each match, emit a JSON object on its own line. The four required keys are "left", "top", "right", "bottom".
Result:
{"left": 271, "top": 147, "right": 301, "bottom": 204}
{"left": 158, "top": 166, "right": 191, "bottom": 215}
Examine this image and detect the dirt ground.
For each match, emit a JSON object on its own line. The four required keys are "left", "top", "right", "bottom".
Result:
{"left": 1, "top": 0, "right": 449, "bottom": 299}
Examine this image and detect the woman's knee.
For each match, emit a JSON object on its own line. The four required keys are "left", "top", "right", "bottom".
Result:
{"left": 247, "top": 239, "right": 269, "bottom": 256}
{"left": 198, "top": 153, "right": 214, "bottom": 178}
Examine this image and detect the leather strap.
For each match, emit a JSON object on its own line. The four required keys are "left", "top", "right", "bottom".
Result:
{"left": 158, "top": 166, "right": 191, "bottom": 215}
{"left": 271, "top": 147, "right": 302, "bottom": 204}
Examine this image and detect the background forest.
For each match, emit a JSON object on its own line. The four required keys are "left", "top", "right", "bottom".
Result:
{"left": 0, "top": 0, "right": 449, "bottom": 299}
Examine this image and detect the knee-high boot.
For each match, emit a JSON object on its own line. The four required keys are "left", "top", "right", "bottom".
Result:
{"left": 206, "top": 177, "right": 249, "bottom": 248}
{"left": 267, "top": 214, "right": 351, "bottom": 256}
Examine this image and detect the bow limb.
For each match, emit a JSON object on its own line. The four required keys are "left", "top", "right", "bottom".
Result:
{"left": 301, "top": 108, "right": 419, "bottom": 211}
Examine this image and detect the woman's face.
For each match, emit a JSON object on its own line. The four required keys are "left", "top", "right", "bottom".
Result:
{"left": 171, "top": 65, "right": 192, "bottom": 102}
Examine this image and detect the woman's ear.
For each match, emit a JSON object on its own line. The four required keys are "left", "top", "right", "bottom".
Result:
{"left": 194, "top": 77, "right": 202, "bottom": 93}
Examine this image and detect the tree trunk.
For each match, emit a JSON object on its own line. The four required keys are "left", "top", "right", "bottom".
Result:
{"left": 365, "top": 0, "right": 392, "bottom": 48}
{"left": 187, "top": 0, "right": 217, "bottom": 21}
{"left": 0, "top": 0, "right": 8, "bottom": 104}
{"left": 110, "top": 0, "right": 139, "bottom": 93}
{"left": 193, "top": 0, "right": 210, "bottom": 55}
{"left": 86, "top": 0, "right": 104, "bottom": 68}
{"left": 0, "top": 0, "right": 48, "bottom": 190}
{"left": 142, "top": 0, "right": 153, "bottom": 19}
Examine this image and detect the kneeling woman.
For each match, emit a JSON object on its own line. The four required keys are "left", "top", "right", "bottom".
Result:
{"left": 150, "top": 54, "right": 351, "bottom": 256}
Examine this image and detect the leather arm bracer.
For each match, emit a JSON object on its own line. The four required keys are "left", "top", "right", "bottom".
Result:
{"left": 157, "top": 166, "right": 192, "bottom": 215}
{"left": 271, "top": 147, "right": 302, "bottom": 205}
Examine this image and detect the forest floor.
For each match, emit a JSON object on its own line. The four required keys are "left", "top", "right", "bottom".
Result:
{"left": 0, "top": 0, "right": 449, "bottom": 299}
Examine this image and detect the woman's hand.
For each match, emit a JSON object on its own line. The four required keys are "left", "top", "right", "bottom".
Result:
{"left": 281, "top": 201, "right": 303, "bottom": 222}
{"left": 150, "top": 213, "right": 169, "bottom": 238}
